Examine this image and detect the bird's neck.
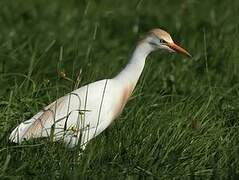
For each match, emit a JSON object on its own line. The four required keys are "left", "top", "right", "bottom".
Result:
{"left": 114, "top": 41, "right": 153, "bottom": 89}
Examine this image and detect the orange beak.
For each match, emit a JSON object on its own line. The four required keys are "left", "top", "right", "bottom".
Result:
{"left": 167, "top": 43, "right": 192, "bottom": 58}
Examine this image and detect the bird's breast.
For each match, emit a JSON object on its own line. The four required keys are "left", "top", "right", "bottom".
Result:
{"left": 111, "top": 83, "right": 134, "bottom": 120}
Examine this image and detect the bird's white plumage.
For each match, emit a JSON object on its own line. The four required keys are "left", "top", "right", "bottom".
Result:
{"left": 10, "top": 79, "right": 125, "bottom": 147}
{"left": 9, "top": 28, "right": 191, "bottom": 148}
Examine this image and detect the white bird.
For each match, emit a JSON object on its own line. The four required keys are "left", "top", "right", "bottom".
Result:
{"left": 9, "top": 28, "right": 191, "bottom": 149}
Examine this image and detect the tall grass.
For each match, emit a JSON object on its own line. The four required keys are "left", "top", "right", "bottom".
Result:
{"left": 0, "top": 0, "right": 239, "bottom": 179}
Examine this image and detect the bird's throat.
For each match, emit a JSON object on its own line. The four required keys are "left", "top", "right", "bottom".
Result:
{"left": 114, "top": 41, "right": 153, "bottom": 90}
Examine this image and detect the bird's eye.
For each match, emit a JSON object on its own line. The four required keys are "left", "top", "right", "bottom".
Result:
{"left": 159, "top": 39, "right": 167, "bottom": 44}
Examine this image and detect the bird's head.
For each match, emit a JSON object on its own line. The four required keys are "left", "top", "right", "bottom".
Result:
{"left": 143, "top": 28, "right": 192, "bottom": 58}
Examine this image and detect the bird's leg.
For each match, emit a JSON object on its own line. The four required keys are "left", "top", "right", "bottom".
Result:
{"left": 78, "top": 143, "right": 87, "bottom": 158}
{"left": 80, "top": 143, "right": 86, "bottom": 151}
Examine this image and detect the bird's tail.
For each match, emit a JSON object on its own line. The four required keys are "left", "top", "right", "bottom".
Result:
{"left": 9, "top": 109, "right": 54, "bottom": 143}
{"left": 9, "top": 118, "right": 37, "bottom": 143}
{"left": 9, "top": 98, "right": 65, "bottom": 144}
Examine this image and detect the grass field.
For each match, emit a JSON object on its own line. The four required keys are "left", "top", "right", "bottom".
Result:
{"left": 0, "top": 0, "right": 239, "bottom": 179}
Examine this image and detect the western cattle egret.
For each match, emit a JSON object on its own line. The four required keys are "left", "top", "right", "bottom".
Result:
{"left": 9, "top": 28, "right": 191, "bottom": 148}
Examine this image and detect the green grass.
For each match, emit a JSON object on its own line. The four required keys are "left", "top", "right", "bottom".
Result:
{"left": 1, "top": 0, "right": 239, "bottom": 179}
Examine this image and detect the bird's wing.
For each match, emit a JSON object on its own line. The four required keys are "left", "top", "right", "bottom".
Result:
{"left": 9, "top": 96, "right": 68, "bottom": 143}
{"left": 9, "top": 79, "right": 109, "bottom": 144}
{"left": 9, "top": 79, "right": 122, "bottom": 146}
